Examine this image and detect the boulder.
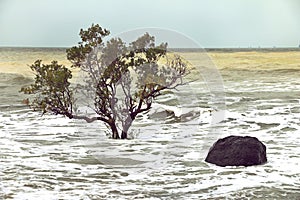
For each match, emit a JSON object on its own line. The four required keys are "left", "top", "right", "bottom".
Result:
{"left": 205, "top": 135, "right": 267, "bottom": 167}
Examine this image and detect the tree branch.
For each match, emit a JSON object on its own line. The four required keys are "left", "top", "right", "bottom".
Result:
{"left": 72, "top": 115, "right": 109, "bottom": 124}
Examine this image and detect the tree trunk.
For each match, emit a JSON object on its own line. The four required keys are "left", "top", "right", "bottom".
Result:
{"left": 110, "top": 123, "right": 120, "bottom": 139}
{"left": 121, "top": 130, "right": 127, "bottom": 139}
{"left": 121, "top": 117, "right": 132, "bottom": 139}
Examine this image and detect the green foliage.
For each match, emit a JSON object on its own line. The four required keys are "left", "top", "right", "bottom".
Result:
{"left": 21, "top": 60, "right": 74, "bottom": 117}
{"left": 66, "top": 24, "right": 110, "bottom": 68}
{"left": 21, "top": 24, "right": 189, "bottom": 139}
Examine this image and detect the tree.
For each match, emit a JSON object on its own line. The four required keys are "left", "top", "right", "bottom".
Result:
{"left": 21, "top": 24, "right": 189, "bottom": 139}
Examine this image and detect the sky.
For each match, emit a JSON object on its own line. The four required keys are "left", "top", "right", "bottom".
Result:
{"left": 0, "top": 0, "right": 300, "bottom": 48}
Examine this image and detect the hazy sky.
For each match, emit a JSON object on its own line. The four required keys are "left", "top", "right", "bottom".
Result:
{"left": 0, "top": 0, "right": 300, "bottom": 48}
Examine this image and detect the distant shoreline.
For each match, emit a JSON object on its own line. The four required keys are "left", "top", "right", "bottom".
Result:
{"left": 172, "top": 48, "right": 300, "bottom": 53}
{"left": 1, "top": 47, "right": 300, "bottom": 76}
{"left": 0, "top": 46, "right": 300, "bottom": 53}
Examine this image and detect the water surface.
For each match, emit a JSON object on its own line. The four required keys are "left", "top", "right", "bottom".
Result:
{"left": 0, "top": 48, "right": 299, "bottom": 199}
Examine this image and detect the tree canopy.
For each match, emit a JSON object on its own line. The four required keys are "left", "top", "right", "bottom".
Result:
{"left": 21, "top": 24, "right": 189, "bottom": 139}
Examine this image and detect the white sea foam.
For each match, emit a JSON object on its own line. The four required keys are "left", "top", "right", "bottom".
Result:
{"left": 1, "top": 49, "right": 300, "bottom": 199}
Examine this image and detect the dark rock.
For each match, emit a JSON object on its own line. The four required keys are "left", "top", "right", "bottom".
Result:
{"left": 205, "top": 135, "right": 267, "bottom": 167}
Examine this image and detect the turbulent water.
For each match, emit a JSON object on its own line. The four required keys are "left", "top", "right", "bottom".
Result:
{"left": 0, "top": 48, "right": 300, "bottom": 199}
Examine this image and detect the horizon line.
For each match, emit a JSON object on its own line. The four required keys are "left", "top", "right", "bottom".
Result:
{"left": 0, "top": 45, "right": 299, "bottom": 50}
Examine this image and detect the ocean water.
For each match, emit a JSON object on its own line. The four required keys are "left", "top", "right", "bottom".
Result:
{"left": 0, "top": 47, "right": 300, "bottom": 199}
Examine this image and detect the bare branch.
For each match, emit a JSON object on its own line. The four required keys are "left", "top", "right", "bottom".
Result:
{"left": 72, "top": 115, "right": 109, "bottom": 124}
